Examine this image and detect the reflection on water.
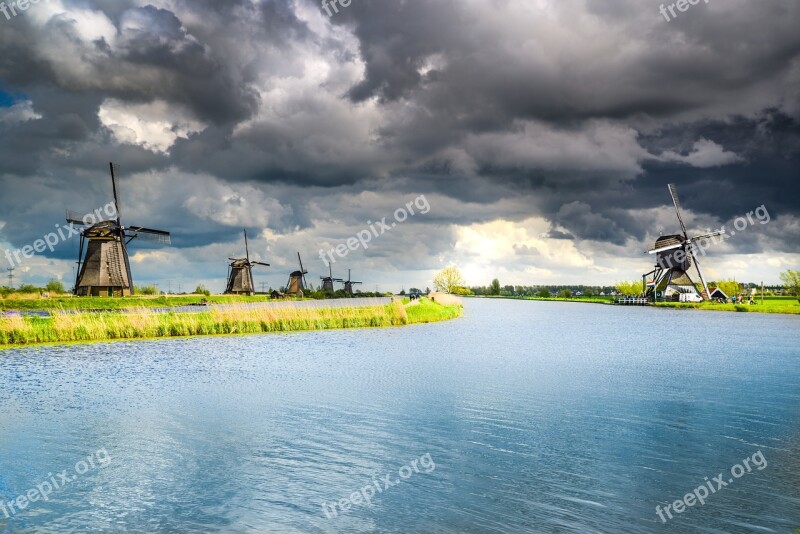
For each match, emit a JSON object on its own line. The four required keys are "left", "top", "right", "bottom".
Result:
{"left": 1, "top": 299, "right": 799, "bottom": 532}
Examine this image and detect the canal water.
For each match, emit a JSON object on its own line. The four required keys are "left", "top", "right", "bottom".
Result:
{"left": 1, "top": 299, "right": 799, "bottom": 532}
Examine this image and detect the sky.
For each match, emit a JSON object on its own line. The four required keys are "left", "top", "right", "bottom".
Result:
{"left": 0, "top": 0, "right": 798, "bottom": 293}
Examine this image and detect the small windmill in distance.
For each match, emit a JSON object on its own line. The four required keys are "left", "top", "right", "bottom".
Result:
{"left": 320, "top": 264, "right": 343, "bottom": 293}
{"left": 286, "top": 253, "right": 309, "bottom": 297}
{"left": 344, "top": 269, "right": 362, "bottom": 297}
{"left": 225, "top": 229, "right": 270, "bottom": 296}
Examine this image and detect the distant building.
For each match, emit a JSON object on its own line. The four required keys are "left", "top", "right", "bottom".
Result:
{"left": 708, "top": 287, "right": 729, "bottom": 300}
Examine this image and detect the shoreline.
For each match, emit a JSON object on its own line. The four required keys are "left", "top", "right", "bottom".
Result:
{"left": 465, "top": 295, "right": 800, "bottom": 315}
{"left": 0, "top": 298, "right": 463, "bottom": 350}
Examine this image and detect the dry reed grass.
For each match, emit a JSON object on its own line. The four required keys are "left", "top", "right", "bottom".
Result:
{"left": 428, "top": 293, "right": 464, "bottom": 307}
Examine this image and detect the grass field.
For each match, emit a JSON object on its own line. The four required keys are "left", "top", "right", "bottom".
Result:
{"left": 654, "top": 296, "right": 800, "bottom": 315}
{"left": 0, "top": 298, "right": 463, "bottom": 348}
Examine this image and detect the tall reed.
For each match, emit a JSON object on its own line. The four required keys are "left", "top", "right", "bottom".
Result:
{"left": 0, "top": 299, "right": 458, "bottom": 348}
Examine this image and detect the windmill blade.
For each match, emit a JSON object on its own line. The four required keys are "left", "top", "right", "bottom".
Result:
{"left": 688, "top": 245, "right": 711, "bottom": 300}
{"left": 668, "top": 183, "right": 689, "bottom": 239}
{"left": 647, "top": 242, "right": 683, "bottom": 255}
{"left": 688, "top": 230, "right": 724, "bottom": 242}
{"left": 126, "top": 226, "right": 171, "bottom": 245}
{"left": 251, "top": 261, "right": 270, "bottom": 267}
{"left": 244, "top": 229, "right": 250, "bottom": 263}
{"left": 110, "top": 162, "right": 122, "bottom": 224}
{"left": 66, "top": 209, "right": 115, "bottom": 226}
{"left": 297, "top": 253, "right": 308, "bottom": 286}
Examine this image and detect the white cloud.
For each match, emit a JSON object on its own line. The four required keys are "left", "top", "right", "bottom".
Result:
{"left": 98, "top": 99, "right": 206, "bottom": 154}
{"left": 0, "top": 101, "right": 41, "bottom": 124}
{"left": 660, "top": 138, "right": 745, "bottom": 168}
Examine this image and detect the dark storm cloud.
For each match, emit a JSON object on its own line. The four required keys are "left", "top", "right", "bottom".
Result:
{"left": 0, "top": 2, "right": 260, "bottom": 125}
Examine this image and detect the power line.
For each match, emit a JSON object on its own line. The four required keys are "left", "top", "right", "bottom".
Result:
{"left": 6, "top": 267, "right": 15, "bottom": 288}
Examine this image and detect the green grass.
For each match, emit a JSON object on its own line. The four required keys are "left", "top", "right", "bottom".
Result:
{"left": 0, "top": 299, "right": 463, "bottom": 348}
{"left": 469, "top": 294, "right": 800, "bottom": 315}
{"left": 406, "top": 297, "right": 464, "bottom": 323}
{"left": 0, "top": 294, "right": 293, "bottom": 311}
{"left": 470, "top": 295, "right": 616, "bottom": 304}
{"left": 654, "top": 296, "right": 800, "bottom": 315}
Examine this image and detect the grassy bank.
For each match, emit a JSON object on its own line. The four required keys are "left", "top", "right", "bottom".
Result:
{"left": 468, "top": 294, "right": 800, "bottom": 315}
{"left": 0, "top": 294, "right": 292, "bottom": 311}
{"left": 406, "top": 297, "right": 464, "bottom": 323}
{"left": 654, "top": 297, "right": 800, "bottom": 315}
{"left": 0, "top": 299, "right": 463, "bottom": 348}
{"left": 469, "top": 295, "right": 616, "bottom": 304}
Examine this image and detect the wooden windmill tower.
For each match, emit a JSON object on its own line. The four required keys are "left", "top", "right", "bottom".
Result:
{"left": 320, "top": 264, "right": 343, "bottom": 293}
{"left": 68, "top": 163, "right": 171, "bottom": 297}
{"left": 225, "top": 229, "right": 269, "bottom": 295}
{"left": 286, "top": 253, "right": 309, "bottom": 297}
{"left": 343, "top": 269, "right": 362, "bottom": 297}
{"left": 643, "top": 184, "right": 723, "bottom": 302}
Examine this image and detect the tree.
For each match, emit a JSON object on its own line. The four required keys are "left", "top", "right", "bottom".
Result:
{"left": 46, "top": 279, "right": 66, "bottom": 294}
{"left": 451, "top": 286, "right": 474, "bottom": 296}
{"left": 17, "top": 284, "right": 39, "bottom": 294}
{"left": 433, "top": 266, "right": 466, "bottom": 294}
{"left": 138, "top": 285, "right": 159, "bottom": 295}
{"left": 780, "top": 270, "right": 800, "bottom": 300}
{"left": 489, "top": 278, "right": 501, "bottom": 295}
{"left": 558, "top": 288, "right": 572, "bottom": 298}
{"left": 195, "top": 284, "right": 211, "bottom": 296}
{"left": 712, "top": 279, "right": 740, "bottom": 299}
{"left": 616, "top": 280, "right": 643, "bottom": 296}
{"left": 537, "top": 288, "right": 551, "bottom": 298}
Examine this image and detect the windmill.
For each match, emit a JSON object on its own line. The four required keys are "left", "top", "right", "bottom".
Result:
{"left": 320, "top": 264, "right": 343, "bottom": 293}
{"left": 286, "top": 253, "right": 309, "bottom": 297}
{"left": 225, "top": 229, "right": 269, "bottom": 296}
{"left": 68, "top": 163, "right": 171, "bottom": 297}
{"left": 643, "top": 184, "right": 723, "bottom": 302}
{"left": 343, "top": 269, "right": 362, "bottom": 297}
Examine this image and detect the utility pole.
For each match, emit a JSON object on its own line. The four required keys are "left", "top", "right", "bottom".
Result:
{"left": 261, "top": 282, "right": 268, "bottom": 294}
{"left": 167, "top": 279, "right": 173, "bottom": 294}
{"left": 6, "top": 267, "right": 14, "bottom": 288}
{"left": 761, "top": 281, "right": 764, "bottom": 305}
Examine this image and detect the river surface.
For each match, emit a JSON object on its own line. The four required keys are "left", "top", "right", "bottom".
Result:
{"left": 1, "top": 299, "right": 799, "bottom": 533}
